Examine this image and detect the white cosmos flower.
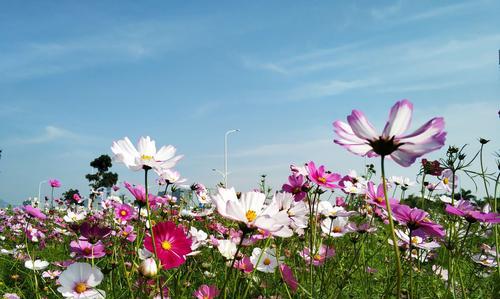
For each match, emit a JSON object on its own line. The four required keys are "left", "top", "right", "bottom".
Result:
{"left": 111, "top": 136, "right": 183, "bottom": 171}
{"left": 217, "top": 239, "right": 237, "bottom": 260}
{"left": 250, "top": 247, "right": 283, "bottom": 273}
{"left": 24, "top": 259, "right": 49, "bottom": 271}
{"left": 213, "top": 188, "right": 288, "bottom": 235}
{"left": 317, "top": 201, "right": 356, "bottom": 218}
{"left": 188, "top": 227, "right": 208, "bottom": 254}
{"left": 156, "top": 168, "right": 188, "bottom": 187}
{"left": 63, "top": 211, "right": 87, "bottom": 223}
{"left": 321, "top": 216, "right": 350, "bottom": 237}
{"left": 271, "top": 192, "right": 308, "bottom": 234}
{"left": 389, "top": 176, "right": 416, "bottom": 188}
{"left": 57, "top": 262, "right": 105, "bottom": 298}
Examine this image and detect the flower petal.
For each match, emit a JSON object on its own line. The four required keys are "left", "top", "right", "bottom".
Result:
{"left": 382, "top": 99, "right": 413, "bottom": 138}
{"left": 347, "top": 110, "right": 378, "bottom": 140}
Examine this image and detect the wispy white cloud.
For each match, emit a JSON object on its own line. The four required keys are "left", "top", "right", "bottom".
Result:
{"left": 406, "top": 1, "right": 478, "bottom": 22}
{"left": 0, "top": 19, "right": 209, "bottom": 82}
{"left": 13, "top": 126, "right": 80, "bottom": 144}
{"left": 288, "top": 78, "right": 379, "bottom": 101}
{"left": 371, "top": 0, "right": 403, "bottom": 20}
{"left": 191, "top": 101, "right": 223, "bottom": 118}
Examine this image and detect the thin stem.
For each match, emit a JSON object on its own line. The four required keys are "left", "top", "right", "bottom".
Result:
{"left": 381, "top": 156, "right": 402, "bottom": 298}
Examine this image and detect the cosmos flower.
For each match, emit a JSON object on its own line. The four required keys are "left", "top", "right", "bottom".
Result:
{"left": 143, "top": 221, "right": 192, "bottom": 270}
{"left": 279, "top": 264, "right": 298, "bottom": 292}
{"left": 111, "top": 136, "right": 183, "bottom": 171}
{"left": 321, "top": 216, "right": 351, "bottom": 237}
{"left": 42, "top": 270, "right": 62, "bottom": 279}
{"left": 69, "top": 239, "right": 106, "bottom": 259}
{"left": 282, "top": 174, "right": 308, "bottom": 202}
{"left": 435, "top": 169, "right": 459, "bottom": 192}
{"left": 124, "top": 182, "right": 158, "bottom": 207}
{"left": 217, "top": 239, "right": 237, "bottom": 260}
{"left": 24, "top": 205, "right": 47, "bottom": 220}
{"left": 333, "top": 99, "right": 446, "bottom": 167}
{"left": 193, "top": 285, "right": 220, "bottom": 299}
{"left": 234, "top": 256, "right": 254, "bottom": 273}
{"left": 24, "top": 259, "right": 49, "bottom": 271}
{"left": 79, "top": 222, "right": 111, "bottom": 243}
{"left": 392, "top": 204, "right": 445, "bottom": 238}
{"left": 421, "top": 159, "right": 443, "bottom": 176}
{"left": 250, "top": 247, "right": 283, "bottom": 273}
{"left": 307, "top": 161, "right": 341, "bottom": 189}
{"left": 49, "top": 179, "right": 61, "bottom": 188}
{"left": 445, "top": 200, "right": 500, "bottom": 224}
{"left": 114, "top": 203, "right": 135, "bottom": 222}
{"left": 63, "top": 211, "right": 87, "bottom": 223}
{"left": 299, "top": 245, "right": 335, "bottom": 266}
{"left": 395, "top": 229, "right": 440, "bottom": 251}
{"left": 365, "top": 182, "right": 399, "bottom": 209}
{"left": 212, "top": 188, "right": 289, "bottom": 236}
{"left": 57, "top": 262, "right": 105, "bottom": 298}
{"left": 156, "top": 168, "right": 188, "bottom": 187}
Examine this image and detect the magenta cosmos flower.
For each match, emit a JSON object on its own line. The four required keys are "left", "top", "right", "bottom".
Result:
{"left": 114, "top": 203, "right": 135, "bottom": 222}
{"left": 307, "top": 161, "right": 341, "bottom": 189}
{"left": 144, "top": 221, "right": 192, "bottom": 270}
{"left": 279, "top": 264, "right": 298, "bottom": 292}
{"left": 49, "top": 179, "right": 61, "bottom": 188}
{"left": 333, "top": 99, "right": 446, "bottom": 167}
{"left": 124, "top": 182, "right": 158, "bottom": 207}
{"left": 445, "top": 200, "right": 500, "bottom": 224}
{"left": 193, "top": 284, "right": 220, "bottom": 299}
{"left": 24, "top": 205, "right": 47, "bottom": 220}
{"left": 366, "top": 182, "right": 400, "bottom": 209}
{"left": 282, "top": 174, "right": 307, "bottom": 201}
{"left": 392, "top": 204, "right": 445, "bottom": 238}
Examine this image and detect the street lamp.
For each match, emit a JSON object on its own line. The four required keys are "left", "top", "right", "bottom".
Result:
{"left": 38, "top": 180, "right": 47, "bottom": 209}
{"left": 224, "top": 129, "right": 240, "bottom": 188}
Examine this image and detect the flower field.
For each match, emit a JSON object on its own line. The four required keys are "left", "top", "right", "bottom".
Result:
{"left": 1, "top": 100, "right": 499, "bottom": 298}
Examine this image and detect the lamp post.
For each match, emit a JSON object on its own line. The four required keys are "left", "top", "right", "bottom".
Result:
{"left": 38, "top": 180, "right": 47, "bottom": 209}
{"left": 224, "top": 129, "right": 240, "bottom": 188}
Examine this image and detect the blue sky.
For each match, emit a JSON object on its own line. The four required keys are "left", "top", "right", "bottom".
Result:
{"left": 1, "top": 0, "right": 499, "bottom": 204}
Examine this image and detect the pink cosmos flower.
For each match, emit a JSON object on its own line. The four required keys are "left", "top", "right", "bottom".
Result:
{"left": 333, "top": 99, "right": 446, "bottom": 167}
{"left": 24, "top": 205, "right": 47, "bottom": 220}
{"left": 49, "top": 179, "right": 61, "bottom": 188}
{"left": 282, "top": 174, "right": 307, "bottom": 201}
{"left": 234, "top": 256, "right": 254, "bottom": 273}
{"left": 307, "top": 161, "right": 341, "bottom": 189}
{"left": 193, "top": 284, "right": 220, "bottom": 299}
{"left": 144, "top": 221, "right": 192, "bottom": 270}
{"left": 119, "top": 225, "right": 137, "bottom": 242}
{"left": 124, "top": 182, "right": 158, "bottom": 207}
{"left": 69, "top": 239, "right": 106, "bottom": 259}
{"left": 299, "top": 245, "right": 335, "bottom": 266}
{"left": 392, "top": 204, "right": 445, "bottom": 238}
{"left": 279, "top": 264, "right": 298, "bottom": 292}
{"left": 72, "top": 193, "right": 83, "bottom": 203}
{"left": 366, "top": 182, "right": 399, "bottom": 209}
{"left": 114, "top": 203, "right": 135, "bottom": 222}
{"left": 445, "top": 200, "right": 500, "bottom": 224}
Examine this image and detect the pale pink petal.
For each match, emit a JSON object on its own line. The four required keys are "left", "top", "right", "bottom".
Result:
{"left": 347, "top": 110, "right": 378, "bottom": 140}
{"left": 382, "top": 99, "right": 413, "bottom": 137}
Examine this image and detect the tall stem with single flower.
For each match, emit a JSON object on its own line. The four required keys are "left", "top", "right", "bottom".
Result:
{"left": 381, "top": 156, "right": 402, "bottom": 298}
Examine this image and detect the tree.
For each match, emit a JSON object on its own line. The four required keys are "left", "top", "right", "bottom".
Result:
{"left": 85, "top": 155, "right": 118, "bottom": 207}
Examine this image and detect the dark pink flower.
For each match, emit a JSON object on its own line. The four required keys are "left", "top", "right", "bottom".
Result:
{"left": 279, "top": 264, "right": 298, "bottom": 292}
{"left": 282, "top": 174, "right": 307, "bottom": 201}
{"left": 333, "top": 99, "right": 446, "bottom": 167}
{"left": 124, "top": 182, "right": 158, "bottom": 207}
{"left": 72, "top": 193, "right": 83, "bottom": 203}
{"left": 392, "top": 204, "right": 445, "bottom": 238}
{"left": 299, "top": 245, "right": 335, "bottom": 266}
{"left": 115, "top": 203, "right": 135, "bottom": 222}
{"left": 445, "top": 200, "right": 500, "bottom": 224}
{"left": 24, "top": 205, "right": 47, "bottom": 220}
{"left": 234, "top": 256, "right": 254, "bottom": 273}
{"left": 49, "top": 179, "right": 61, "bottom": 188}
{"left": 144, "top": 221, "right": 192, "bottom": 270}
{"left": 366, "top": 182, "right": 399, "bottom": 209}
{"left": 193, "top": 284, "right": 220, "bottom": 299}
{"left": 307, "top": 161, "right": 341, "bottom": 189}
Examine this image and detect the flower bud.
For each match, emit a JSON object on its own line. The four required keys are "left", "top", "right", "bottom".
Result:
{"left": 139, "top": 258, "right": 158, "bottom": 278}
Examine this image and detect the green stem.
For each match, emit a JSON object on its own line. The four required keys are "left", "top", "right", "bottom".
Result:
{"left": 381, "top": 156, "right": 402, "bottom": 298}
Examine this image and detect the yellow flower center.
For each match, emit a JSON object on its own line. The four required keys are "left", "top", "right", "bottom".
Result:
{"left": 245, "top": 210, "right": 257, "bottom": 222}
{"left": 332, "top": 226, "right": 342, "bottom": 233}
{"left": 161, "top": 240, "right": 172, "bottom": 250}
{"left": 141, "top": 155, "right": 154, "bottom": 161}
{"left": 443, "top": 177, "right": 449, "bottom": 185}
{"left": 376, "top": 197, "right": 384, "bottom": 203}
{"left": 318, "top": 177, "right": 327, "bottom": 184}
{"left": 263, "top": 258, "right": 271, "bottom": 265}
{"left": 74, "top": 282, "right": 87, "bottom": 294}
{"left": 411, "top": 237, "right": 420, "bottom": 244}
{"left": 313, "top": 254, "right": 322, "bottom": 261}
{"left": 120, "top": 210, "right": 127, "bottom": 216}
{"left": 122, "top": 231, "right": 129, "bottom": 237}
